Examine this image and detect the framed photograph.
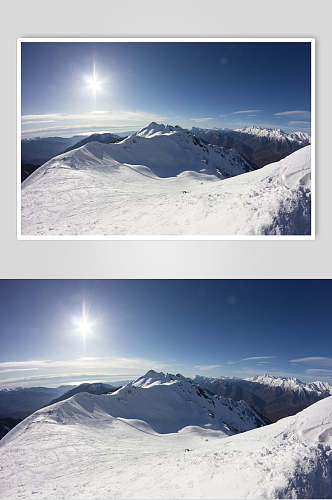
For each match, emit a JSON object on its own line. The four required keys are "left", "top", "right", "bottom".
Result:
{"left": 1, "top": 278, "right": 332, "bottom": 499}
{"left": 17, "top": 38, "right": 315, "bottom": 240}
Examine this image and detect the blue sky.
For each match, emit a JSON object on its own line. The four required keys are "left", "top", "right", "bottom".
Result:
{"left": 0, "top": 280, "right": 330, "bottom": 388}
{"left": 21, "top": 41, "right": 311, "bottom": 138}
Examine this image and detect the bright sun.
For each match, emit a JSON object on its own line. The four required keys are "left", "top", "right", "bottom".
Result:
{"left": 75, "top": 304, "right": 93, "bottom": 343}
{"left": 87, "top": 63, "right": 102, "bottom": 100}
{"left": 77, "top": 316, "right": 92, "bottom": 339}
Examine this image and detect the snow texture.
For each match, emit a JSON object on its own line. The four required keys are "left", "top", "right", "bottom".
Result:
{"left": 21, "top": 123, "right": 311, "bottom": 236}
{"left": 235, "top": 126, "right": 311, "bottom": 144}
{"left": 246, "top": 374, "right": 332, "bottom": 395}
{"left": 1, "top": 371, "right": 332, "bottom": 499}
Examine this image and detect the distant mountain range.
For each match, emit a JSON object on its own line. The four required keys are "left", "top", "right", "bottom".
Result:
{"left": 47, "top": 382, "right": 119, "bottom": 406}
{"left": 21, "top": 136, "right": 82, "bottom": 180}
{"left": 21, "top": 133, "right": 124, "bottom": 181}
{"left": 0, "top": 381, "right": 127, "bottom": 439}
{"left": 192, "top": 126, "right": 310, "bottom": 168}
{"left": 194, "top": 373, "right": 332, "bottom": 422}
{"left": 0, "top": 385, "right": 71, "bottom": 419}
{"left": 63, "top": 133, "right": 122, "bottom": 154}
{"left": 21, "top": 124, "right": 310, "bottom": 182}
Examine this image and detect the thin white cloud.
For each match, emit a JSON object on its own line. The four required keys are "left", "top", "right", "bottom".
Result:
{"left": 194, "top": 364, "right": 222, "bottom": 371}
{"left": 288, "top": 121, "right": 311, "bottom": 126}
{"left": 227, "top": 356, "right": 274, "bottom": 365}
{"left": 242, "top": 356, "right": 275, "bottom": 361}
{"left": 289, "top": 357, "right": 332, "bottom": 364}
{"left": 232, "top": 110, "right": 262, "bottom": 115}
{"left": 21, "top": 110, "right": 166, "bottom": 124}
{"left": 274, "top": 110, "right": 311, "bottom": 118}
{"left": 0, "top": 368, "right": 39, "bottom": 373}
{"left": 191, "top": 117, "right": 214, "bottom": 123}
{"left": 22, "top": 120, "right": 56, "bottom": 125}
{"left": 0, "top": 372, "right": 136, "bottom": 388}
{"left": 306, "top": 369, "right": 332, "bottom": 376}
{"left": 21, "top": 110, "right": 168, "bottom": 138}
{"left": 0, "top": 360, "right": 50, "bottom": 368}
{"left": 0, "top": 356, "right": 173, "bottom": 389}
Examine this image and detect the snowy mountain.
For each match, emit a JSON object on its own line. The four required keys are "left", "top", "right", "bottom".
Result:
{"left": 192, "top": 126, "right": 311, "bottom": 168}
{"left": 63, "top": 132, "right": 122, "bottom": 153}
{"left": 195, "top": 373, "right": 331, "bottom": 423}
{"left": 0, "top": 385, "right": 71, "bottom": 419}
{"left": 47, "top": 382, "right": 119, "bottom": 405}
{"left": 121, "top": 122, "right": 254, "bottom": 177}
{"left": 235, "top": 126, "right": 311, "bottom": 144}
{"left": 21, "top": 136, "right": 82, "bottom": 164}
{"left": 246, "top": 374, "right": 332, "bottom": 395}
{"left": 21, "top": 123, "right": 311, "bottom": 236}
{"left": 1, "top": 371, "right": 332, "bottom": 498}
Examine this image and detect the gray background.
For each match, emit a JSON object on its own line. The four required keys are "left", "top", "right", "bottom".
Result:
{"left": 0, "top": 0, "right": 330, "bottom": 278}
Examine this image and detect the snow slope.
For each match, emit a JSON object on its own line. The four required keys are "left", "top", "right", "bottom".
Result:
{"left": 21, "top": 129, "right": 311, "bottom": 236}
{"left": 1, "top": 371, "right": 332, "bottom": 499}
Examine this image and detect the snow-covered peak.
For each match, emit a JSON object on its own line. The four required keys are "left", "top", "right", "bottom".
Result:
{"left": 235, "top": 125, "right": 311, "bottom": 144}
{"left": 13, "top": 369, "right": 264, "bottom": 436}
{"left": 246, "top": 373, "right": 332, "bottom": 395}
{"left": 132, "top": 369, "right": 174, "bottom": 387}
{"left": 23, "top": 121, "right": 253, "bottom": 183}
{"left": 136, "top": 122, "right": 184, "bottom": 138}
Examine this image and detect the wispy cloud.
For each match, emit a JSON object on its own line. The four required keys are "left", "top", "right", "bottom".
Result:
{"left": 191, "top": 117, "right": 214, "bottom": 123}
{"left": 232, "top": 110, "right": 262, "bottom": 115}
{"left": 288, "top": 121, "right": 311, "bottom": 126}
{"left": 21, "top": 110, "right": 166, "bottom": 124}
{"left": 194, "top": 364, "right": 222, "bottom": 371}
{"left": 0, "top": 368, "right": 39, "bottom": 373}
{"left": 241, "top": 356, "right": 275, "bottom": 361}
{"left": 227, "top": 355, "right": 275, "bottom": 365}
{"left": 0, "top": 360, "right": 50, "bottom": 368}
{"left": 274, "top": 110, "right": 311, "bottom": 119}
{"left": 0, "top": 372, "right": 136, "bottom": 388}
{"left": 21, "top": 110, "right": 168, "bottom": 137}
{"left": 289, "top": 357, "right": 332, "bottom": 365}
{"left": 306, "top": 369, "right": 332, "bottom": 376}
{"left": 0, "top": 356, "right": 165, "bottom": 372}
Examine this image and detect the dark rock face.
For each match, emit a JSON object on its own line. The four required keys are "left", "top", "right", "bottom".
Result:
{"left": 0, "top": 417, "right": 21, "bottom": 439}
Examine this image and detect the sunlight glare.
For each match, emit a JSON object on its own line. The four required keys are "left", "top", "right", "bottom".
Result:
{"left": 87, "top": 63, "right": 102, "bottom": 102}
{"left": 75, "top": 303, "right": 93, "bottom": 343}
